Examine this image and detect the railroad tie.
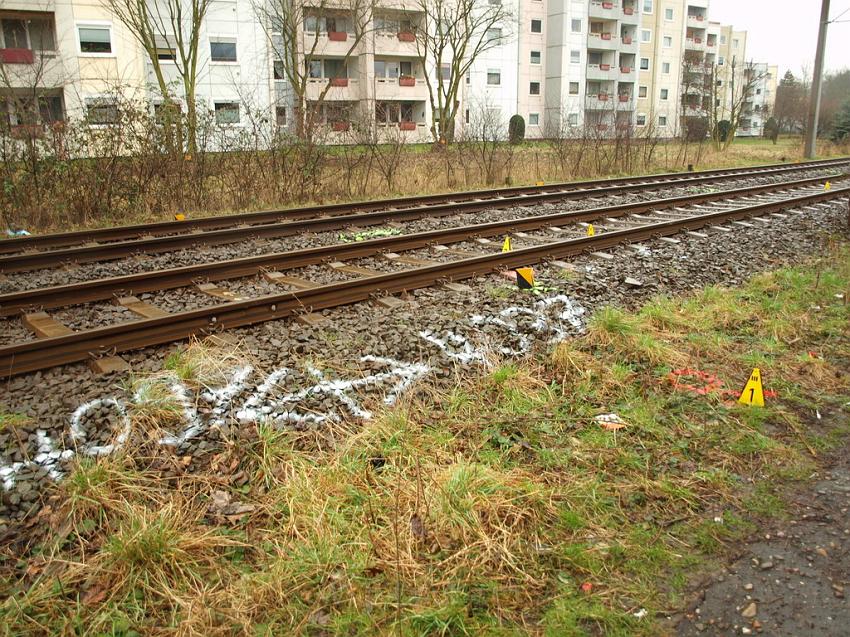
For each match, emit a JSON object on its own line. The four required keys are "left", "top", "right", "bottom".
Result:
{"left": 115, "top": 296, "right": 169, "bottom": 319}
{"left": 21, "top": 312, "right": 73, "bottom": 339}
{"left": 262, "top": 271, "right": 317, "bottom": 289}
{"left": 383, "top": 253, "right": 440, "bottom": 267}
{"left": 195, "top": 282, "right": 248, "bottom": 302}
{"left": 328, "top": 261, "right": 383, "bottom": 277}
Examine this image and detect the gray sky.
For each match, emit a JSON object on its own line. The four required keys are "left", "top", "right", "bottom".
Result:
{"left": 707, "top": 0, "right": 849, "bottom": 78}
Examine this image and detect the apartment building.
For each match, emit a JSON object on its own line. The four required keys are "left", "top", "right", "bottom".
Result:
{"left": 461, "top": 0, "right": 548, "bottom": 138}
{"left": 0, "top": 0, "right": 771, "bottom": 143}
{"left": 545, "top": 0, "right": 639, "bottom": 135}
{"left": 738, "top": 62, "right": 777, "bottom": 137}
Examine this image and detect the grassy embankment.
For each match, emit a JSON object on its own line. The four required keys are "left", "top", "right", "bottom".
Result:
{"left": 2, "top": 135, "right": 847, "bottom": 236}
{"left": 1, "top": 247, "right": 849, "bottom": 635}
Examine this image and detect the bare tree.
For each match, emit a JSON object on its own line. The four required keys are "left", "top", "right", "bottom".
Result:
{"left": 708, "top": 58, "right": 765, "bottom": 151}
{"left": 414, "top": 0, "right": 511, "bottom": 143}
{"left": 458, "top": 100, "right": 514, "bottom": 185}
{"left": 101, "top": 0, "right": 212, "bottom": 153}
{"left": 254, "top": 0, "right": 374, "bottom": 141}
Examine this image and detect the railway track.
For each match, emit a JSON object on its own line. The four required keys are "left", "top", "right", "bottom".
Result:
{"left": 0, "top": 157, "right": 846, "bottom": 273}
{"left": 1, "top": 174, "right": 847, "bottom": 378}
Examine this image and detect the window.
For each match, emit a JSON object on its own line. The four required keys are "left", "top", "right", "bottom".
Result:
{"left": 658, "top": 115, "right": 667, "bottom": 126}
{"left": 569, "top": 81, "right": 579, "bottom": 95}
{"left": 531, "top": 19, "right": 542, "bottom": 33}
{"left": 440, "top": 63, "right": 450, "bottom": 81}
{"left": 308, "top": 60, "right": 322, "bottom": 78}
{"left": 571, "top": 19, "right": 581, "bottom": 33}
{"left": 664, "top": 8, "right": 673, "bottom": 20}
{"left": 733, "top": 38, "right": 739, "bottom": 49}
{"left": 487, "top": 28, "right": 502, "bottom": 42}
{"left": 274, "top": 60, "right": 285, "bottom": 80}
{"left": 662, "top": 61, "right": 670, "bottom": 74}
{"left": 570, "top": 49, "right": 580, "bottom": 63}
{"left": 756, "top": 88, "right": 762, "bottom": 95}
{"left": 718, "top": 56, "right": 724, "bottom": 66}
{"left": 639, "top": 57, "right": 649, "bottom": 70}
{"left": 275, "top": 106, "right": 287, "bottom": 126}
{"left": 643, "top": 0, "right": 653, "bottom": 14}
{"left": 487, "top": 69, "right": 501, "bottom": 85}
{"left": 716, "top": 79, "right": 723, "bottom": 87}
{"left": 210, "top": 39, "right": 237, "bottom": 62}
{"left": 660, "top": 88, "right": 668, "bottom": 100}
{"left": 720, "top": 35, "right": 726, "bottom": 44}
{"left": 78, "top": 25, "right": 112, "bottom": 55}
{"left": 530, "top": 50, "right": 541, "bottom": 64}
{"left": 567, "top": 113, "right": 578, "bottom": 126}
{"left": 28, "top": 19, "right": 56, "bottom": 52}
{"left": 638, "top": 85, "right": 647, "bottom": 98}
{"left": 529, "top": 81, "right": 540, "bottom": 95}
{"left": 214, "top": 102, "right": 240, "bottom": 125}
{"left": 640, "top": 29, "right": 651, "bottom": 43}
{"left": 529, "top": 113, "right": 539, "bottom": 125}
{"left": 636, "top": 113, "right": 646, "bottom": 126}
{"left": 2, "top": 19, "right": 27, "bottom": 50}
{"left": 86, "top": 98, "right": 118, "bottom": 125}
{"left": 375, "top": 60, "right": 412, "bottom": 79}
{"left": 663, "top": 36, "right": 672, "bottom": 48}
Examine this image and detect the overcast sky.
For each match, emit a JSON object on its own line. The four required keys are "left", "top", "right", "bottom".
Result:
{"left": 707, "top": 0, "right": 849, "bottom": 78}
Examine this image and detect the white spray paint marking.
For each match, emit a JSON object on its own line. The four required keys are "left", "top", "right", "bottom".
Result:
{"left": 1, "top": 294, "right": 583, "bottom": 490}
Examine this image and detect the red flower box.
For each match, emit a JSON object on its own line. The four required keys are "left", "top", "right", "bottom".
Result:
{"left": 602, "top": 2, "right": 614, "bottom": 8}
{"left": 399, "top": 121, "right": 417, "bottom": 131}
{"left": 596, "top": 124, "right": 609, "bottom": 131}
{"left": 696, "top": 15, "right": 704, "bottom": 21}
{"left": 622, "top": 36, "right": 632, "bottom": 44}
{"left": 10, "top": 124, "right": 43, "bottom": 139}
{"left": 601, "top": 33, "right": 612, "bottom": 40}
{"left": 328, "top": 31, "right": 348, "bottom": 42}
{"left": 399, "top": 76, "right": 416, "bottom": 87}
{"left": 397, "top": 31, "right": 415, "bottom": 42}
{"left": 329, "top": 77, "right": 348, "bottom": 87}
{"left": 332, "top": 121, "right": 350, "bottom": 131}
{"left": 600, "top": 63, "right": 611, "bottom": 71}
{"left": 620, "top": 66, "right": 631, "bottom": 73}
{"left": 0, "top": 48, "right": 34, "bottom": 64}
{"left": 618, "top": 94, "right": 629, "bottom": 102}
{"left": 598, "top": 93, "right": 609, "bottom": 101}
{"left": 694, "top": 37, "right": 702, "bottom": 44}
{"left": 623, "top": 7, "right": 634, "bottom": 15}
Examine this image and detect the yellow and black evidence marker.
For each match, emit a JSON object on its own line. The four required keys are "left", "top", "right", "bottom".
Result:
{"left": 587, "top": 224, "right": 595, "bottom": 237}
{"left": 502, "top": 236, "right": 512, "bottom": 252}
{"left": 737, "top": 367, "right": 765, "bottom": 407}
{"left": 174, "top": 213, "right": 186, "bottom": 221}
{"left": 515, "top": 267, "right": 535, "bottom": 290}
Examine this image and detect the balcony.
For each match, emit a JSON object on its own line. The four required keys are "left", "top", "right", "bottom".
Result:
{"left": 616, "top": 94, "right": 634, "bottom": 110}
{"left": 589, "top": 1, "right": 616, "bottom": 19}
{"left": 619, "top": 66, "right": 635, "bottom": 81}
{"left": 587, "top": 63, "right": 615, "bottom": 81}
{"left": 620, "top": 2, "right": 639, "bottom": 24}
{"left": 306, "top": 77, "right": 360, "bottom": 101}
{"left": 585, "top": 94, "right": 613, "bottom": 109}
{"left": 375, "top": 76, "right": 429, "bottom": 100}
{"left": 682, "top": 105, "right": 707, "bottom": 117}
{"left": 374, "top": 30, "right": 419, "bottom": 56}
{"left": 587, "top": 32, "right": 619, "bottom": 51}
{"left": 685, "top": 37, "right": 706, "bottom": 52}
{"left": 687, "top": 14, "right": 707, "bottom": 27}
{"left": 301, "top": 31, "right": 361, "bottom": 56}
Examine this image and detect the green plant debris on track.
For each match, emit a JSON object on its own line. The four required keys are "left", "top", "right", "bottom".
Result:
{"left": 339, "top": 227, "right": 403, "bottom": 243}
{"left": 1, "top": 249, "right": 849, "bottom": 636}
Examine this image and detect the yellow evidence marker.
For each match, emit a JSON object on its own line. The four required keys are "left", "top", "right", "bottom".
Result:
{"left": 502, "top": 236, "right": 512, "bottom": 252}
{"left": 737, "top": 368, "right": 765, "bottom": 407}
{"left": 515, "top": 267, "right": 534, "bottom": 290}
{"left": 174, "top": 213, "right": 186, "bottom": 221}
{"left": 587, "top": 224, "right": 595, "bottom": 237}
{"left": 825, "top": 181, "right": 831, "bottom": 191}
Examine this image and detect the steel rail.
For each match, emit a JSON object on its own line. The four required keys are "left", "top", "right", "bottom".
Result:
{"left": 0, "top": 174, "right": 838, "bottom": 317}
{"left": 0, "top": 156, "right": 845, "bottom": 256}
{"left": 1, "top": 184, "right": 847, "bottom": 378}
{"left": 1, "top": 164, "right": 846, "bottom": 274}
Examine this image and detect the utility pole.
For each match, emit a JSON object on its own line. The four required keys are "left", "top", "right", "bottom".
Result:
{"left": 804, "top": 0, "right": 830, "bottom": 158}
